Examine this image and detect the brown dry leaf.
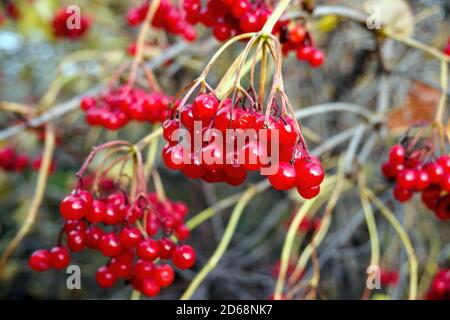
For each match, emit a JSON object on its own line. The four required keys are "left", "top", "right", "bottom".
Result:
{"left": 388, "top": 81, "right": 440, "bottom": 129}
{"left": 363, "top": 0, "right": 415, "bottom": 37}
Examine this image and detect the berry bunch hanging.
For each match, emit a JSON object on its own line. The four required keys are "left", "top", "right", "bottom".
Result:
{"left": 28, "top": 140, "right": 196, "bottom": 297}
{"left": 52, "top": 7, "right": 91, "bottom": 40}
{"left": 127, "top": 0, "right": 197, "bottom": 42}
{"left": 426, "top": 268, "right": 450, "bottom": 300}
{"left": 279, "top": 23, "right": 325, "bottom": 67}
{"left": 81, "top": 85, "right": 173, "bottom": 130}
{"left": 382, "top": 142, "right": 450, "bottom": 220}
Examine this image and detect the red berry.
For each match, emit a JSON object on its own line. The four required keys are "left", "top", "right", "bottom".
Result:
{"left": 172, "top": 244, "right": 196, "bottom": 270}
{"left": 137, "top": 239, "right": 160, "bottom": 261}
{"left": 415, "top": 169, "right": 430, "bottom": 190}
{"left": 99, "top": 232, "right": 123, "bottom": 257}
{"left": 192, "top": 93, "right": 219, "bottom": 121}
{"left": 49, "top": 246, "right": 70, "bottom": 270}
{"left": 86, "top": 199, "right": 106, "bottom": 223}
{"left": 389, "top": 144, "right": 406, "bottom": 165}
{"left": 240, "top": 12, "right": 259, "bottom": 32}
{"left": 175, "top": 224, "right": 191, "bottom": 241}
{"left": 85, "top": 226, "right": 104, "bottom": 249}
{"left": 119, "top": 227, "right": 142, "bottom": 248}
{"left": 158, "top": 238, "right": 176, "bottom": 259}
{"left": 288, "top": 25, "right": 306, "bottom": 43}
{"left": 59, "top": 194, "right": 90, "bottom": 220}
{"left": 396, "top": 169, "right": 416, "bottom": 190}
{"left": 393, "top": 185, "right": 413, "bottom": 202}
{"left": 308, "top": 49, "right": 324, "bottom": 67}
{"left": 96, "top": 266, "right": 117, "bottom": 288}
{"left": 297, "top": 185, "right": 320, "bottom": 199}
{"left": 267, "top": 162, "right": 296, "bottom": 190}
{"left": 134, "top": 259, "right": 155, "bottom": 280}
{"left": 425, "top": 163, "right": 445, "bottom": 184}
{"left": 295, "top": 160, "right": 324, "bottom": 188}
{"left": 29, "top": 249, "right": 51, "bottom": 272}
{"left": 154, "top": 264, "right": 175, "bottom": 288}
{"left": 141, "top": 278, "right": 160, "bottom": 297}
{"left": 67, "top": 230, "right": 86, "bottom": 252}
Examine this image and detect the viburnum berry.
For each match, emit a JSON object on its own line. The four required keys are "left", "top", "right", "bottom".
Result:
{"left": 295, "top": 160, "right": 325, "bottom": 188}
{"left": 99, "top": 232, "right": 123, "bottom": 257}
{"left": 67, "top": 230, "right": 86, "bottom": 252}
{"left": 137, "top": 239, "right": 160, "bottom": 261}
{"left": 134, "top": 259, "right": 155, "bottom": 280}
{"left": 59, "top": 191, "right": 93, "bottom": 220}
{"left": 96, "top": 266, "right": 117, "bottom": 288}
{"left": 172, "top": 244, "right": 196, "bottom": 270}
{"left": 267, "top": 162, "right": 296, "bottom": 190}
{"left": 49, "top": 246, "right": 70, "bottom": 270}
{"left": 141, "top": 278, "right": 161, "bottom": 297}
{"left": 119, "top": 227, "right": 142, "bottom": 248}
{"left": 154, "top": 264, "right": 175, "bottom": 288}
{"left": 29, "top": 249, "right": 51, "bottom": 272}
{"left": 158, "top": 237, "right": 176, "bottom": 259}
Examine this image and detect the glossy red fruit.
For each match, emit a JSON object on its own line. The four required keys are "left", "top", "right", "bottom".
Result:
{"left": 60, "top": 194, "right": 89, "bottom": 220}
{"left": 29, "top": 249, "right": 51, "bottom": 272}
{"left": 415, "top": 169, "right": 430, "bottom": 190}
{"left": 134, "top": 259, "right": 155, "bottom": 280}
{"left": 96, "top": 266, "right": 117, "bottom": 288}
{"left": 231, "top": 0, "right": 250, "bottom": 17}
{"left": 389, "top": 144, "right": 406, "bottom": 165}
{"left": 137, "top": 239, "right": 160, "bottom": 261}
{"left": 49, "top": 246, "right": 70, "bottom": 270}
{"left": 309, "top": 49, "right": 324, "bottom": 67}
{"left": 240, "top": 12, "right": 259, "bottom": 32}
{"left": 425, "top": 163, "right": 445, "bottom": 184}
{"left": 296, "top": 46, "right": 314, "bottom": 61}
{"left": 267, "top": 162, "right": 296, "bottom": 190}
{"left": 180, "top": 104, "right": 195, "bottom": 130}
{"left": 289, "top": 25, "right": 306, "bottom": 43}
{"left": 297, "top": 185, "right": 320, "bottom": 199}
{"left": 192, "top": 94, "right": 219, "bottom": 121}
{"left": 396, "top": 169, "right": 416, "bottom": 190}
{"left": 381, "top": 162, "right": 396, "bottom": 180}
{"left": 172, "top": 245, "right": 196, "bottom": 270}
{"left": 86, "top": 199, "right": 106, "bottom": 223}
{"left": 163, "top": 144, "right": 187, "bottom": 170}
{"left": 437, "top": 155, "right": 450, "bottom": 173}
{"left": 162, "top": 119, "right": 180, "bottom": 142}
{"left": 119, "top": 227, "right": 142, "bottom": 248}
{"left": 154, "top": 264, "right": 175, "bottom": 288}
{"left": 175, "top": 224, "right": 190, "bottom": 241}
{"left": 213, "top": 23, "right": 232, "bottom": 41}
{"left": 85, "top": 226, "right": 104, "bottom": 249}
{"left": 141, "top": 278, "right": 160, "bottom": 297}
{"left": 295, "top": 160, "right": 324, "bottom": 188}
{"left": 99, "top": 232, "right": 123, "bottom": 257}
{"left": 393, "top": 185, "right": 413, "bottom": 202}
{"left": 67, "top": 230, "right": 86, "bottom": 252}
{"left": 158, "top": 238, "right": 176, "bottom": 259}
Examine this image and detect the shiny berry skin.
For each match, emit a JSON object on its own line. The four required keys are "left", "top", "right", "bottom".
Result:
{"left": 296, "top": 46, "right": 314, "bottom": 61}
{"left": 393, "top": 185, "right": 413, "bottom": 202}
{"left": 267, "top": 162, "right": 296, "bottom": 190}
{"left": 154, "top": 264, "right": 175, "bottom": 288}
{"left": 172, "top": 244, "right": 196, "bottom": 270}
{"left": 49, "top": 246, "right": 70, "bottom": 270}
{"left": 29, "top": 249, "right": 51, "bottom": 272}
{"left": 162, "top": 119, "right": 180, "bottom": 142}
{"left": 85, "top": 226, "right": 104, "bottom": 249}
{"left": 99, "top": 232, "right": 123, "bottom": 257}
{"left": 309, "top": 49, "right": 325, "bottom": 67}
{"left": 67, "top": 230, "right": 86, "bottom": 252}
{"left": 440, "top": 173, "right": 450, "bottom": 192}
{"left": 425, "top": 163, "right": 445, "bottom": 184}
{"left": 96, "top": 266, "right": 117, "bottom": 288}
{"left": 141, "top": 278, "right": 160, "bottom": 297}
{"left": 295, "top": 160, "right": 325, "bottom": 188}
{"left": 59, "top": 194, "right": 90, "bottom": 220}
{"left": 137, "top": 239, "right": 160, "bottom": 261}
{"left": 163, "top": 144, "right": 187, "bottom": 170}
{"left": 119, "top": 227, "right": 142, "bottom": 248}
{"left": 175, "top": 224, "right": 191, "bottom": 241}
{"left": 396, "top": 169, "right": 416, "bottom": 190}
{"left": 289, "top": 25, "right": 306, "bottom": 43}
{"left": 86, "top": 199, "right": 106, "bottom": 223}
{"left": 437, "top": 155, "right": 450, "bottom": 172}
{"left": 381, "top": 162, "right": 397, "bottom": 180}
{"left": 192, "top": 94, "right": 219, "bottom": 121}
{"left": 213, "top": 22, "right": 232, "bottom": 41}
{"left": 180, "top": 104, "right": 195, "bottom": 130}
{"left": 80, "top": 97, "right": 96, "bottom": 111}
{"left": 239, "top": 12, "right": 259, "bottom": 32}
{"left": 415, "top": 169, "right": 430, "bottom": 190}
{"left": 231, "top": 0, "right": 250, "bottom": 17}
{"left": 389, "top": 144, "right": 406, "bottom": 165}
{"left": 158, "top": 238, "right": 176, "bottom": 259}
{"left": 134, "top": 259, "right": 155, "bottom": 280}
{"left": 297, "top": 185, "right": 321, "bottom": 199}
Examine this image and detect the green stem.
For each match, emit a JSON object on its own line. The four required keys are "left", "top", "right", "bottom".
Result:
{"left": 180, "top": 186, "right": 258, "bottom": 300}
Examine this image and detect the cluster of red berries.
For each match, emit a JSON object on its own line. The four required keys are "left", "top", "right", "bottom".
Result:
{"left": 29, "top": 187, "right": 196, "bottom": 297}
{"left": 443, "top": 38, "right": 450, "bottom": 56}
{"left": 382, "top": 144, "right": 450, "bottom": 220}
{"left": 379, "top": 269, "right": 399, "bottom": 287}
{"left": 183, "top": 0, "right": 271, "bottom": 42}
{"left": 162, "top": 92, "right": 324, "bottom": 198}
{"left": 52, "top": 7, "right": 91, "bottom": 40}
{"left": 426, "top": 268, "right": 450, "bottom": 300}
{"left": 0, "top": 146, "right": 29, "bottom": 172}
{"left": 80, "top": 85, "right": 173, "bottom": 130}
{"left": 127, "top": 0, "right": 196, "bottom": 42}
{"left": 279, "top": 24, "right": 325, "bottom": 67}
